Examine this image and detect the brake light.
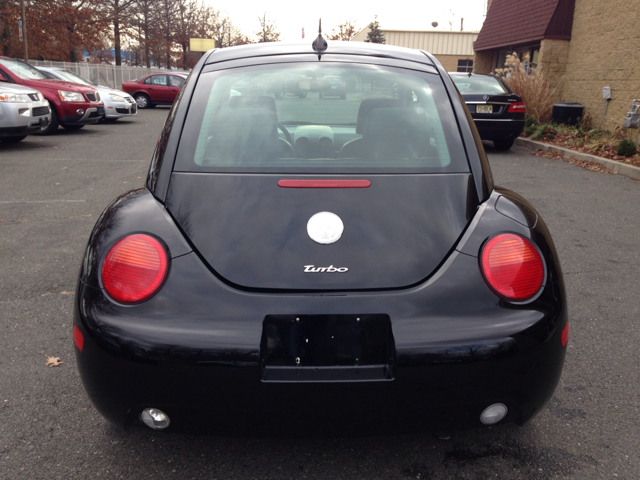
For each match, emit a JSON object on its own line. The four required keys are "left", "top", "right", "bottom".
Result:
{"left": 480, "top": 234, "right": 544, "bottom": 301}
{"left": 101, "top": 234, "right": 168, "bottom": 303}
{"left": 561, "top": 323, "right": 569, "bottom": 347}
{"left": 73, "top": 325, "right": 84, "bottom": 351}
{"left": 508, "top": 101, "right": 526, "bottom": 113}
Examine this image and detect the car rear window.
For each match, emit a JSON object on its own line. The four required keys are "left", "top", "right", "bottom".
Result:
{"left": 450, "top": 75, "right": 509, "bottom": 95}
{"left": 174, "top": 62, "right": 469, "bottom": 174}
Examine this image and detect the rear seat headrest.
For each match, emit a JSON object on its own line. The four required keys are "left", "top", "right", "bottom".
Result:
{"left": 356, "top": 98, "right": 403, "bottom": 134}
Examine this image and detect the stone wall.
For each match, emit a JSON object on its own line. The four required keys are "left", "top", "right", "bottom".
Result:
{"left": 472, "top": 51, "right": 496, "bottom": 74}
{"left": 538, "top": 39, "right": 570, "bottom": 93}
{"left": 434, "top": 55, "right": 475, "bottom": 72}
{"left": 561, "top": 0, "right": 640, "bottom": 131}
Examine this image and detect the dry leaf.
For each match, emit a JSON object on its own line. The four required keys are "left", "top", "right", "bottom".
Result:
{"left": 45, "top": 356, "right": 63, "bottom": 367}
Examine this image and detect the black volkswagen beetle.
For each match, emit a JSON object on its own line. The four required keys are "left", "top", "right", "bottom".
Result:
{"left": 74, "top": 39, "right": 567, "bottom": 433}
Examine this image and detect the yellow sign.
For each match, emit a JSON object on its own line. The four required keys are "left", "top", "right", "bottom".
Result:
{"left": 189, "top": 38, "right": 216, "bottom": 52}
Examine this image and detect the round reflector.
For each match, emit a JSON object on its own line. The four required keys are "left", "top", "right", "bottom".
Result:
{"left": 480, "top": 234, "right": 544, "bottom": 301}
{"left": 101, "top": 234, "right": 168, "bottom": 303}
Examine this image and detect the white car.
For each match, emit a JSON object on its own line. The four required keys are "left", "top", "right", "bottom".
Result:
{"left": 0, "top": 82, "right": 50, "bottom": 143}
{"left": 36, "top": 66, "right": 136, "bottom": 122}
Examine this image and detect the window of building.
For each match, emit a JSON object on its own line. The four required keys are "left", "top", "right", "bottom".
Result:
{"left": 457, "top": 59, "right": 473, "bottom": 73}
{"left": 496, "top": 45, "right": 540, "bottom": 73}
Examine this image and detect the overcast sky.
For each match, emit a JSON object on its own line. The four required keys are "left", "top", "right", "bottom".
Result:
{"left": 204, "top": 0, "right": 488, "bottom": 42}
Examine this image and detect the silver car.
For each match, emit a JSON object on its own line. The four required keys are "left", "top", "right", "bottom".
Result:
{"left": 36, "top": 67, "right": 136, "bottom": 122}
{"left": 0, "top": 83, "right": 50, "bottom": 143}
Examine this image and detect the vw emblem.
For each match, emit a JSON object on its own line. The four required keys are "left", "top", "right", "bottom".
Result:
{"left": 307, "top": 211, "right": 344, "bottom": 245}
{"left": 483, "top": 95, "right": 489, "bottom": 100}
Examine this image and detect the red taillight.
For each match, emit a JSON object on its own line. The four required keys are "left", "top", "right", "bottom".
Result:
{"left": 101, "top": 234, "right": 168, "bottom": 304}
{"left": 508, "top": 101, "right": 526, "bottom": 113}
{"left": 73, "top": 325, "right": 84, "bottom": 352}
{"left": 561, "top": 323, "right": 569, "bottom": 347}
{"left": 480, "top": 234, "right": 544, "bottom": 301}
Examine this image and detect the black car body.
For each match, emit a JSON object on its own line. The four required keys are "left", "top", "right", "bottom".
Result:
{"left": 449, "top": 73, "right": 526, "bottom": 150}
{"left": 74, "top": 41, "right": 567, "bottom": 433}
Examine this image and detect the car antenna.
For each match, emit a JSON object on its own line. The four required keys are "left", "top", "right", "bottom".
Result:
{"left": 312, "top": 18, "right": 327, "bottom": 60}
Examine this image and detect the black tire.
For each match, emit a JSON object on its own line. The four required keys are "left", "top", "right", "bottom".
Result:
{"left": 340, "top": 93, "right": 346, "bottom": 100}
{"left": 134, "top": 93, "right": 151, "bottom": 109}
{"left": 298, "top": 91, "right": 307, "bottom": 98}
{"left": 0, "top": 135, "right": 27, "bottom": 143}
{"left": 62, "top": 124, "right": 85, "bottom": 130}
{"left": 493, "top": 138, "right": 514, "bottom": 151}
{"left": 36, "top": 102, "right": 59, "bottom": 136}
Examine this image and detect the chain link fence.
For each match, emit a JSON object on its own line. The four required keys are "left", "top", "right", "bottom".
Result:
{"left": 28, "top": 61, "right": 177, "bottom": 89}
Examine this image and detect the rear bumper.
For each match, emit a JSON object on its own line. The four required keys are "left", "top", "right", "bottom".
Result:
{"left": 75, "top": 249, "right": 567, "bottom": 433}
{"left": 473, "top": 118, "right": 525, "bottom": 141}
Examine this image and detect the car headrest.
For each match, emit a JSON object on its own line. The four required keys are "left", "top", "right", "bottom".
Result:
{"left": 206, "top": 107, "right": 279, "bottom": 163}
{"left": 356, "top": 98, "right": 403, "bottom": 134}
{"left": 361, "top": 107, "right": 430, "bottom": 159}
{"left": 229, "top": 95, "right": 278, "bottom": 116}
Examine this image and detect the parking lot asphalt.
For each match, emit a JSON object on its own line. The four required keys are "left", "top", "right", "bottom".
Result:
{"left": 1, "top": 109, "right": 638, "bottom": 479}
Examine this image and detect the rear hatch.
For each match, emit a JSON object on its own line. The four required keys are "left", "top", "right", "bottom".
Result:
{"left": 165, "top": 173, "right": 472, "bottom": 290}
{"left": 164, "top": 59, "right": 476, "bottom": 290}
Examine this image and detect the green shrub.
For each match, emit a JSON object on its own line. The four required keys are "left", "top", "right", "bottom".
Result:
{"left": 523, "top": 117, "right": 539, "bottom": 136}
{"left": 617, "top": 139, "right": 637, "bottom": 157}
{"left": 531, "top": 124, "right": 557, "bottom": 141}
{"left": 525, "top": 117, "right": 539, "bottom": 128}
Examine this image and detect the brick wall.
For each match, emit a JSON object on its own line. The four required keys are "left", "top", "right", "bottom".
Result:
{"left": 562, "top": 0, "right": 640, "bottom": 131}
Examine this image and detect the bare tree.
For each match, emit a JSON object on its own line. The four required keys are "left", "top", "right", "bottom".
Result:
{"left": 255, "top": 13, "right": 279, "bottom": 43}
{"left": 130, "top": 0, "right": 159, "bottom": 67}
{"left": 102, "top": 0, "right": 136, "bottom": 66}
{"left": 327, "top": 20, "right": 357, "bottom": 42}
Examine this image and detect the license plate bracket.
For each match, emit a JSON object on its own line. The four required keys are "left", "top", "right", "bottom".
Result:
{"left": 261, "top": 314, "right": 395, "bottom": 382}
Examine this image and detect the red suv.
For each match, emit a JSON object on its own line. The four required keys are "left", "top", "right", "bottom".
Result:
{"left": 0, "top": 57, "right": 104, "bottom": 135}
{"left": 121, "top": 73, "right": 186, "bottom": 109}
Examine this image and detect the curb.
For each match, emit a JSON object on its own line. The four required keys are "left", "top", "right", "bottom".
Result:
{"left": 514, "top": 137, "right": 640, "bottom": 181}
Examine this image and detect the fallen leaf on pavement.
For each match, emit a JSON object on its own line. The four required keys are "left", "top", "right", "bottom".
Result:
{"left": 45, "top": 356, "right": 63, "bottom": 367}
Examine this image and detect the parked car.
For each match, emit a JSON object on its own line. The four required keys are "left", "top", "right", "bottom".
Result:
{"left": 36, "top": 66, "right": 136, "bottom": 122}
{"left": 121, "top": 73, "right": 187, "bottom": 109}
{"left": 449, "top": 72, "right": 526, "bottom": 150}
{"left": 320, "top": 75, "right": 346, "bottom": 99}
{"left": 0, "top": 83, "right": 50, "bottom": 143}
{"left": 74, "top": 40, "right": 567, "bottom": 433}
{"left": 0, "top": 57, "right": 103, "bottom": 134}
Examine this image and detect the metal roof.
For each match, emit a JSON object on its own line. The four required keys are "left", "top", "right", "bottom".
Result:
{"left": 351, "top": 30, "right": 478, "bottom": 56}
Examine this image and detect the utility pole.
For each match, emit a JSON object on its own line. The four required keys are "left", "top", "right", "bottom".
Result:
{"left": 20, "top": 0, "right": 28, "bottom": 61}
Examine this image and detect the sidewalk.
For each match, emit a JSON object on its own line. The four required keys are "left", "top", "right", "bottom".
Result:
{"left": 515, "top": 137, "right": 640, "bottom": 181}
